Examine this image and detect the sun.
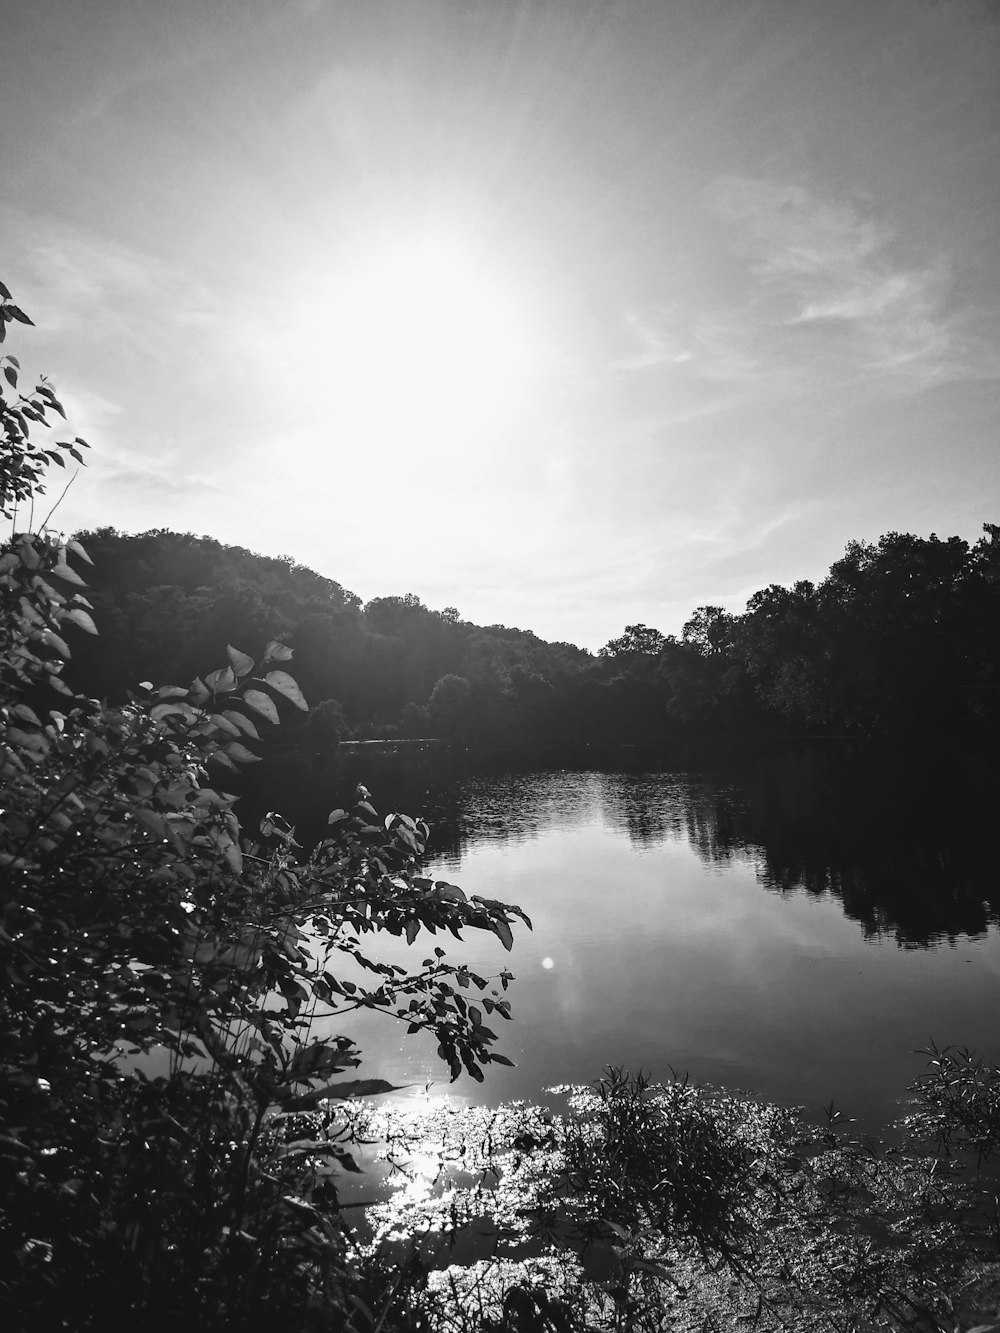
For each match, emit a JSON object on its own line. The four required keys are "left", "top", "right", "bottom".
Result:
{"left": 295, "top": 232, "right": 538, "bottom": 460}
{"left": 342, "top": 238, "right": 524, "bottom": 384}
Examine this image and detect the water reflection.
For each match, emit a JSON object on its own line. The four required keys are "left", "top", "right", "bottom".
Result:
{"left": 703, "top": 750, "right": 999, "bottom": 946}
{"left": 297, "top": 745, "right": 1000, "bottom": 1127}
{"left": 423, "top": 749, "right": 1000, "bottom": 947}
{"left": 432, "top": 771, "right": 609, "bottom": 855}
{"left": 241, "top": 742, "right": 1000, "bottom": 946}
{"left": 598, "top": 772, "right": 757, "bottom": 870}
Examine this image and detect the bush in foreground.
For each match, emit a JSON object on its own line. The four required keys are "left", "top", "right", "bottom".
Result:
{"left": 347, "top": 1060, "right": 1000, "bottom": 1332}
{"left": 0, "top": 283, "right": 527, "bottom": 1330}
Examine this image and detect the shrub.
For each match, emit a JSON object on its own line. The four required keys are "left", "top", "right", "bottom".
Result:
{"left": 0, "top": 283, "right": 528, "bottom": 1330}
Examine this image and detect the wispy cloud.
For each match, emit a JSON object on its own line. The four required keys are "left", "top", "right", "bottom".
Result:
{"left": 709, "top": 175, "right": 985, "bottom": 387}
{"left": 54, "top": 382, "right": 123, "bottom": 451}
{"left": 615, "top": 309, "right": 694, "bottom": 371}
{"left": 2, "top": 208, "right": 220, "bottom": 348}
{"left": 616, "top": 178, "right": 996, "bottom": 403}
{"left": 718, "top": 177, "right": 891, "bottom": 284}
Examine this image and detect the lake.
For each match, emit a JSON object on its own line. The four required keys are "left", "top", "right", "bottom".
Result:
{"left": 307, "top": 743, "right": 1000, "bottom": 1130}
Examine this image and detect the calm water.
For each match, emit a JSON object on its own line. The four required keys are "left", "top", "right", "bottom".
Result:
{"left": 313, "top": 748, "right": 1000, "bottom": 1129}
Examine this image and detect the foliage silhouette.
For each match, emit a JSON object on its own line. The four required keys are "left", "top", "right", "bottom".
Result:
{"left": 345, "top": 1061, "right": 1000, "bottom": 1332}
{"left": 63, "top": 516, "right": 1000, "bottom": 757}
{"left": 0, "top": 284, "right": 529, "bottom": 1330}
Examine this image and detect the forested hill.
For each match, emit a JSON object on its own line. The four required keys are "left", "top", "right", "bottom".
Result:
{"left": 66, "top": 524, "right": 1000, "bottom": 749}
{"left": 65, "top": 527, "right": 595, "bottom": 747}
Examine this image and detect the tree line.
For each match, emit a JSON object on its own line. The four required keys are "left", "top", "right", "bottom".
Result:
{"left": 65, "top": 521, "right": 1000, "bottom": 751}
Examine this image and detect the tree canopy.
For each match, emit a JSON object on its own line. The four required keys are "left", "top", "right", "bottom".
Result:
{"left": 60, "top": 519, "right": 1000, "bottom": 759}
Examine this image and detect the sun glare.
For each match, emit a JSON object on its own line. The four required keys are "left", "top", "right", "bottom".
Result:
{"left": 296, "top": 234, "right": 538, "bottom": 460}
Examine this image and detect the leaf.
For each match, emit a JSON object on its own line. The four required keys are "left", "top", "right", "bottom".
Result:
{"left": 283, "top": 1079, "right": 400, "bottom": 1111}
{"left": 433, "top": 882, "right": 467, "bottom": 904}
{"left": 404, "top": 919, "right": 419, "bottom": 945}
{"left": 163, "top": 817, "right": 195, "bottom": 854}
{"left": 226, "top": 644, "right": 255, "bottom": 677}
{"left": 263, "top": 639, "right": 293, "bottom": 662}
{"left": 224, "top": 741, "right": 261, "bottom": 764}
{"left": 32, "top": 577, "right": 65, "bottom": 606}
{"left": 208, "top": 712, "right": 242, "bottom": 738}
{"left": 4, "top": 726, "right": 50, "bottom": 752}
{"left": 208, "top": 830, "right": 243, "bottom": 873}
{"left": 156, "top": 685, "right": 189, "bottom": 700}
{"left": 133, "top": 808, "right": 168, "bottom": 840}
{"left": 327, "top": 808, "right": 348, "bottom": 824}
{"left": 65, "top": 608, "right": 98, "bottom": 635}
{"left": 221, "top": 709, "right": 260, "bottom": 739}
{"left": 287, "top": 1040, "right": 359, "bottom": 1080}
{"left": 204, "top": 666, "right": 237, "bottom": 694}
{"left": 16, "top": 598, "right": 43, "bottom": 626}
{"left": 264, "top": 669, "right": 307, "bottom": 710}
{"left": 188, "top": 677, "right": 211, "bottom": 706}
{"left": 394, "top": 826, "right": 419, "bottom": 853}
{"left": 242, "top": 689, "right": 279, "bottom": 724}
{"left": 491, "top": 919, "right": 514, "bottom": 952}
{"left": 40, "top": 629, "right": 71, "bottom": 659}
{"left": 150, "top": 701, "right": 199, "bottom": 724}
{"left": 51, "top": 560, "right": 86, "bottom": 587}
{"left": 5, "top": 303, "right": 33, "bottom": 325}
{"left": 276, "top": 1141, "right": 361, "bottom": 1165}
{"left": 16, "top": 536, "right": 41, "bottom": 569}
{"left": 474, "top": 896, "right": 533, "bottom": 930}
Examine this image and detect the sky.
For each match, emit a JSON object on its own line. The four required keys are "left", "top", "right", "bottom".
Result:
{"left": 2, "top": 0, "right": 998, "bottom": 651}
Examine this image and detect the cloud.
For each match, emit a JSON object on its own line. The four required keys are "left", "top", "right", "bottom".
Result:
{"left": 54, "top": 383, "right": 123, "bottom": 448}
{"left": 708, "top": 175, "right": 974, "bottom": 387}
{"left": 716, "top": 177, "right": 891, "bottom": 282}
{"left": 2, "top": 208, "right": 220, "bottom": 347}
{"left": 615, "top": 176, "right": 997, "bottom": 405}
{"left": 615, "top": 310, "right": 694, "bottom": 371}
